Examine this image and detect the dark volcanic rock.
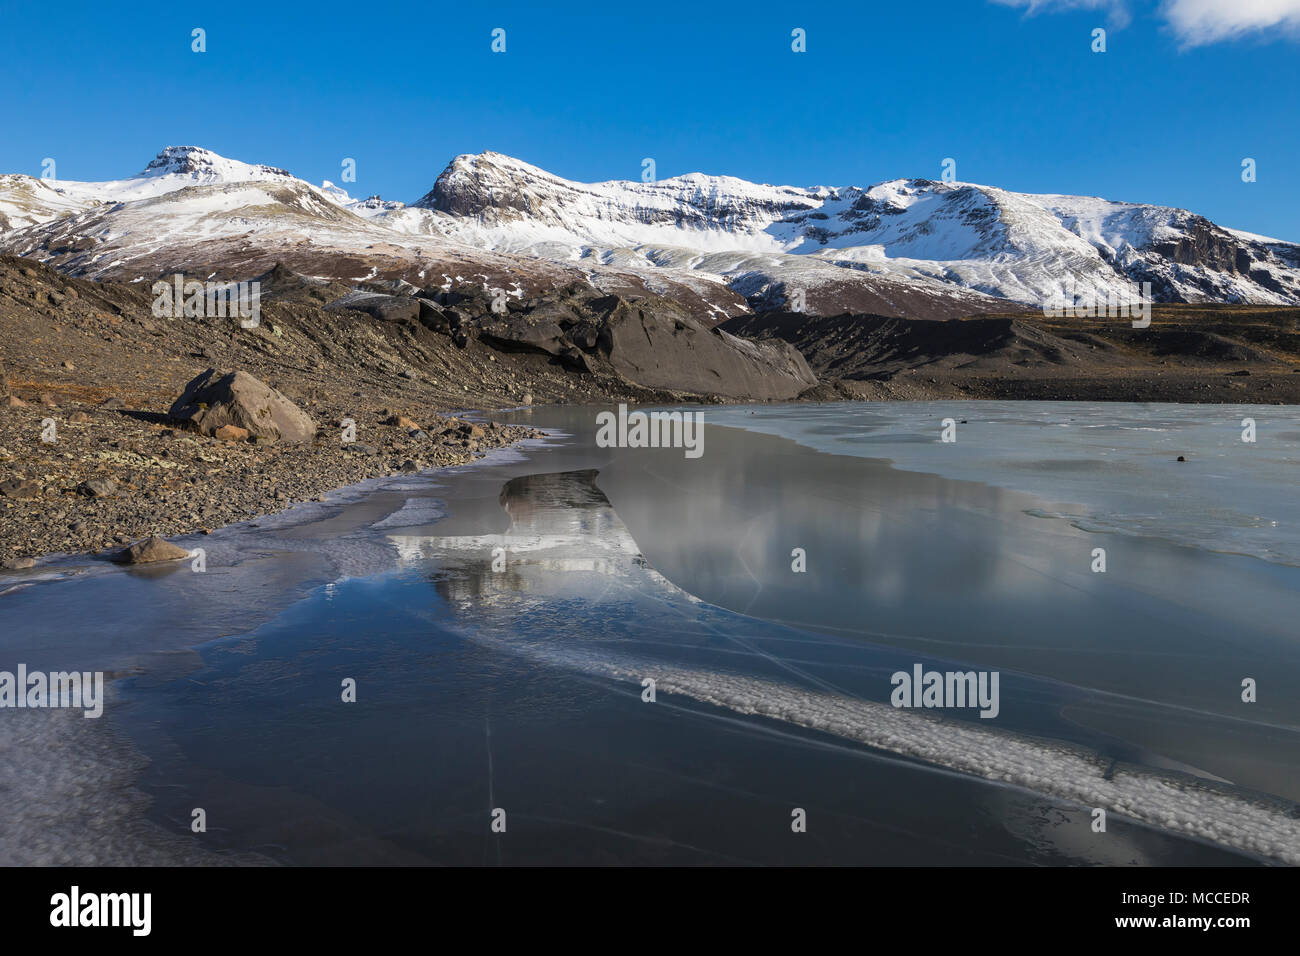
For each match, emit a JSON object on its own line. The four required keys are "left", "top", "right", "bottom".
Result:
{"left": 471, "top": 292, "right": 817, "bottom": 399}
{"left": 479, "top": 315, "right": 569, "bottom": 356}
{"left": 595, "top": 299, "right": 816, "bottom": 399}
{"left": 416, "top": 299, "right": 451, "bottom": 333}
{"left": 720, "top": 310, "right": 1115, "bottom": 381}
{"left": 169, "top": 368, "right": 317, "bottom": 443}
{"left": 325, "top": 291, "right": 420, "bottom": 323}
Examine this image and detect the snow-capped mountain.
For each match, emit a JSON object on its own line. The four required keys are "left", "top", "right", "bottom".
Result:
{"left": 383, "top": 150, "right": 1300, "bottom": 307}
{"left": 1, "top": 146, "right": 1297, "bottom": 321}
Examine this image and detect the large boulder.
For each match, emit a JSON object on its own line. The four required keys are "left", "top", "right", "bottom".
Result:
{"left": 169, "top": 369, "right": 316, "bottom": 443}
{"left": 478, "top": 314, "right": 569, "bottom": 356}
{"left": 113, "top": 535, "right": 190, "bottom": 565}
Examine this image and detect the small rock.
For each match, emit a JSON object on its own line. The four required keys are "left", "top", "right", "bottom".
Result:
{"left": 5, "top": 395, "right": 27, "bottom": 408}
{"left": 112, "top": 535, "right": 191, "bottom": 565}
{"left": 98, "top": 396, "right": 125, "bottom": 409}
{"left": 69, "top": 411, "right": 90, "bottom": 423}
{"left": 399, "top": 460, "right": 420, "bottom": 473}
{"left": 1177, "top": 455, "right": 1186, "bottom": 462}
{"left": 79, "top": 477, "right": 118, "bottom": 498}
{"left": 62, "top": 360, "right": 75, "bottom": 370}
{"left": 0, "top": 556, "right": 36, "bottom": 570}
{"left": 347, "top": 443, "right": 379, "bottom": 456}
{"left": 0, "top": 478, "right": 41, "bottom": 499}
{"left": 214, "top": 424, "right": 251, "bottom": 442}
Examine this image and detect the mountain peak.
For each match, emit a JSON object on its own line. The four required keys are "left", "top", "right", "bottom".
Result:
{"left": 413, "top": 151, "right": 550, "bottom": 216}
{"left": 3, "top": 148, "right": 1296, "bottom": 312}
{"left": 138, "top": 146, "right": 292, "bottom": 182}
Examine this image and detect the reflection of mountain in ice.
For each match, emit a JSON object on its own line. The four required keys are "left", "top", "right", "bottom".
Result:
{"left": 395, "top": 467, "right": 1300, "bottom": 865}
{"left": 390, "top": 470, "right": 685, "bottom": 606}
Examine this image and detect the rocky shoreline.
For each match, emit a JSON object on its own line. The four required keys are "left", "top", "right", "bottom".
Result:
{"left": 0, "top": 252, "right": 807, "bottom": 567}
{"left": 4, "top": 250, "right": 1299, "bottom": 567}
{"left": 0, "top": 390, "right": 542, "bottom": 566}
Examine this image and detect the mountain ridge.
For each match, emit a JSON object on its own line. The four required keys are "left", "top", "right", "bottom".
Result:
{"left": 1, "top": 146, "right": 1297, "bottom": 322}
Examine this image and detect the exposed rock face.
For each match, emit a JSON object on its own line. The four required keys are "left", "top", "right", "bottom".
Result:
{"left": 720, "top": 304, "right": 1300, "bottom": 396}
{"left": 597, "top": 299, "right": 817, "bottom": 399}
{"left": 169, "top": 369, "right": 316, "bottom": 443}
{"left": 140, "top": 145, "right": 293, "bottom": 183}
{"left": 464, "top": 290, "right": 817, "bottom": 400}
{"left": 325, "top": 291, "right": 421, "bottom": 323}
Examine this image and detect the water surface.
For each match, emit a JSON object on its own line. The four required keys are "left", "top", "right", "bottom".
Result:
{"left": 1, "top": 402, "right": 1296, "bottom": 865}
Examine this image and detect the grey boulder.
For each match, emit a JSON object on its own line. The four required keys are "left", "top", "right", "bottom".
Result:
{"left": 169, "top": 369, "right": 316, "bottom": 443}
{"left": 113, "top": 535, "right": 191, "bottom": 565}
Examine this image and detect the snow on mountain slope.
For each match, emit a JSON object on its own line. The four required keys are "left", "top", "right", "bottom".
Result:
{"left": 53, "top": 146, "right": 296, "bottom": 205}
{"left": 2, "top": 146, "right": 1296, "bottom": 319}
{"left": 396, "top": 152, "right": 1300, "bottom": 308}
{"left": 0, "top": 147, "right": 299, "bottom": 233}
{"left": 0, "top": 148, "right": 759, "bottom": 322}
{"left": 0, "top": 174, "right": 94, "bottom": 233}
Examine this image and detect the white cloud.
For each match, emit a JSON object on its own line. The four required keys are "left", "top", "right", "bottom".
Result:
{"left": 1162, "top": 0, "right": 1300, "bottom": 46}
{"left": 992, "top": 0, "right": 1300, "bottom": 44}
{"left": 991, "top": 0, "right": 1132, "bottom": 28}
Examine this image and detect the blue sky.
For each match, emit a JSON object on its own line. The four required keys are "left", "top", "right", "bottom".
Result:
{"left": 2, "top": 0, "right": 1296, "bottom": 240}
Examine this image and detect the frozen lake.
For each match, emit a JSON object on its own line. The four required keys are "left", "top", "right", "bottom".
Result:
{"left": 1, "top": 402, "right": 1296, "bottom": 865}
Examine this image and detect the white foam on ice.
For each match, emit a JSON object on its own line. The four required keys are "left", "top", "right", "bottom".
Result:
{"left": 497, "top": 639, "right": 1300, "bottom": 865}
{"left": 0, "top": 698, "right": 268, "bottom": 865}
